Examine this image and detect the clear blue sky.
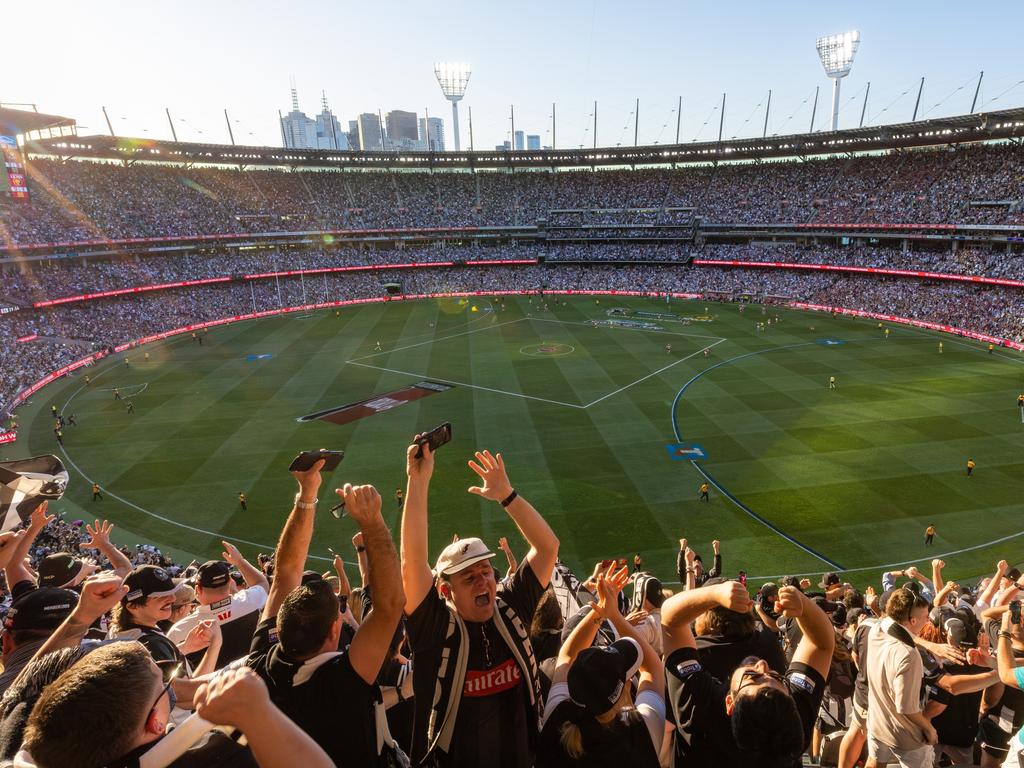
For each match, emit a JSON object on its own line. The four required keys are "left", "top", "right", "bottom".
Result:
{"left": 9, "top": 0, "right": 1024, "bottom": 150}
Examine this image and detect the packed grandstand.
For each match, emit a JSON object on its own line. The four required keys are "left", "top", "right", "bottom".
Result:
{"left": 1, "top": 101, "right": 1024, "bottom": 768}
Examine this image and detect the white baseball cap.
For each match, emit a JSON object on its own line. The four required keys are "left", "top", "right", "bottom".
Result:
{"left": 434, "top": 537, "right": 495, "bottom": 577}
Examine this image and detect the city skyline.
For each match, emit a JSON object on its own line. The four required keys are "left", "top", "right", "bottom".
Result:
{"left": 7, "top": 0, "right": 1024, "bottom": 151}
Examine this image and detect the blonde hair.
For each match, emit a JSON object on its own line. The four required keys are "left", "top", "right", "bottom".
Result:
{"left": 557, "top": 706, "right": 643, "bottom": 759}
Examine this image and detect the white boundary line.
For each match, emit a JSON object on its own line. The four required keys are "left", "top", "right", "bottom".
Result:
{"left": 583, "top": 339, "right": 727, "bottom": 408}
{"left": 43, "top": 302, "right": 1024, "bottom": 577}
{"left": 529, "top": 315, "right": 726, "bottom": 341}
{"left": 348, "top": 316, "right": 527, "bottom": 361}
{"left": 345, "top": 361, "right": 586, "bottom": 409}
{"left": 58, "top": 371, "right": 337, "bottom": 563}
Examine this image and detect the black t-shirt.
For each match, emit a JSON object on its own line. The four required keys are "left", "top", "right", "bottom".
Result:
{"left": 695, "top": 625, "right": 788, "bottom": 680}
{"left": 666, "top": 646, "right": 826, "bottom": 767}
{"left": 246, "top": 617, "right": 380, "bottom": 766}
{"left": 111, "top": 621, "right": 185, "bottom": 667}
{"left": 928, "top": 661, "right": 987, "bottom": 748}
{"left": 536, "top": 700, "right": 660, "bottom": 768}
{"left": 406, "top": 561, "right": 546, "bottom": 767}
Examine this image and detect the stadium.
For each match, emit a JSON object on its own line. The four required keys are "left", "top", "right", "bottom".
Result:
{"left": 2, "top": 9, "right": 1024, "bottom": 767}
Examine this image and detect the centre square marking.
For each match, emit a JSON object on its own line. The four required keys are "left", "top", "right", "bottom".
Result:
{"left": 346, "top": 316, "right": 727, "bottom": 410}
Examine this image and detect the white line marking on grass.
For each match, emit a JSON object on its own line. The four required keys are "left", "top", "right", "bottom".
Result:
{"left": 97, "top": 383, "right": 149, "bottom": 399}
{"left": 345, "top": 361, "right": 586, "bottom": 409}
{"left": 529, "top": 315, "right": 727, "bottom": 341}
{"left": 348, "top": 316, "right": 527, "bottom": 361}
{"left": 58, "top": 348, "right": 340, "bottom": 564}
{"left": 583, "top": 339, "right": 727, "bottom": 409}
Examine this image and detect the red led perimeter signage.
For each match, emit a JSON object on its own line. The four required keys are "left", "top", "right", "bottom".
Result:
{"left": 692, "top": 260, "right": 1024, "bottom": 290}
{"left": 32, "top": 277, "right": 233, "bottom": 308}
{"left": 0, "top": 431, "right": 16, "bottom": 445}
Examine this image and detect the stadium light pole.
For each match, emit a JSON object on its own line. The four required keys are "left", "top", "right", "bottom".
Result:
{"left": 434, "top": 62, "right": 472, "bottom": 152}
{"left": 816, "top": 30, "right": 861, "bottom": 131}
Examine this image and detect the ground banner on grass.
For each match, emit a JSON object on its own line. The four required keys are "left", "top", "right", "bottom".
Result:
{"left": 0, "top": 455, "right": 69, "bottom": 532}
{"left": 297, "top": 381, "right": 454, "bottom": 425}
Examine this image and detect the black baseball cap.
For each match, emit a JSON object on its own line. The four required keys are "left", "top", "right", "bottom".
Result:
{"left": 818, "top": 572, "right": 841, "bottom": 590}
{"left": 568, "top": 638, "right": 642, "bottom": 716}
{"left": 4, "top": 588, "right": 78, "bottom": 632}
{"left": 197, "top": 560, "right": 231, "bottom": 589}
{"left": 123, "top": 565, "right": 179, "bottom": 603}
{"left": 38, "top": 553, "right": 86, "bottom": 589}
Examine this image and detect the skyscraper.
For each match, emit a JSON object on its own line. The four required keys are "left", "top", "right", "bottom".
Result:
{"left": 280, "top": 85, "right": 318, "bottom": 149}
{"left": 315, "top": 92, "right": 347, "bottom": 150}
{"left": 419, "top": 117, "right": 445, "bottom": 152}
{"left": 357, "top": 113, "right": 384, "bottom": 151}
{"left": 386, "top": 110, "right": 419, "bottom": 142}
{"left": 527, "top": 134, "right": 541, "bottom": 150}
{"left": 514, "top": 130, "right": 525, "bottom": 151}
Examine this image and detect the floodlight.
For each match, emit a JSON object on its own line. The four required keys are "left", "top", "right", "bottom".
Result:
{"left": 434, "top": 62, "right": 472, "bottom": 151}
{"left": 815, "top": 30, "right": 860, "bottom": 131}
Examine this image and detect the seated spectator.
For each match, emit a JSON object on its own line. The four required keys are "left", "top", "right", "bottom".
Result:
{"left": 400, "top": 443, "right": 559, "bottom": 766}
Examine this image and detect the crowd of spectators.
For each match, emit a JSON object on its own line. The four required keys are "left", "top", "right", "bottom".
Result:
{"left": 3, "top": 245, "right": 1024, "bottom": 412}
{"left": 4, "top": 434, "right": 1024, "bottom": 766}
{"left": 697, "top": 243, "right": 1024, "bottom": 280}
{"left": 2, "top": 141, "right": 1022, "bottom": 247}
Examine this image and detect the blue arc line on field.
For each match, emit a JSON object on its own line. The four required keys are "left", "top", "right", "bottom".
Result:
{"left": 670, "top": 342, "right": 845, "bottom": 571}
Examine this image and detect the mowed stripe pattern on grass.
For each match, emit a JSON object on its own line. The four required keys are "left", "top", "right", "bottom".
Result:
{"left": 14, "top": 297, "right": 1024, "bottom": 585}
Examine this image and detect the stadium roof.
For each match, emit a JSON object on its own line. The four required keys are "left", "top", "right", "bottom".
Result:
{"left": 25, "top": 107, "right": 1024, "bottom": 171}
{"left": 0, "top": 107, "right": 76, "bottom": 137}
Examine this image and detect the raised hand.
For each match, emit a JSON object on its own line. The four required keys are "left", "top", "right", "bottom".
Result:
{"left": 712, "top": 540, "right": 721, "bottom": 554}
{"left": 292, "top": 457, "right": 325, "bottom": 498}
{"left": 194, "top": 667, "right": 270, "bottom": 731}
{"left": 76, "top": 573, "right": 129, "bottom": 623}
{"left": 406, "top": 437, "right": 435, "bottom": 481}
{"left": 467, "top": 450, "right": 513, "bottom": 502}
{"left": 335, "top": 484, "right": 383, "bottom": 529}
{"left": 181, "top": 619, "right": 219, "bottom": 655}
{"left": 351, "top": 532, "right": 364, "bottom": 550}
{"left": 998, "top": 560, "right": 1009, "bottom": 574}
{"left": 82, "top": 519, "right": 114, "bottom": 549}
{"left": 220, "top": 540, "right": 243, "bottom": 567}
{"left": 774, "top": 585, "right": 806, "bottom": 618}
{"left": 498, "top": 536, "right": 511, "bottom": 553}
{"left": 906, "top": 566, "right": 921, "bottom": 580}
{"left": 624, "top": 609, "right": 649, "bottom": 626}
{"left": 715, "top": 580, "right": 753, "bottom": 614}
{"left": 30, "top": 501, "right": 54, "bottom": 530}
{"left": 932, "top": 559, "right": 945, "bottom": 570}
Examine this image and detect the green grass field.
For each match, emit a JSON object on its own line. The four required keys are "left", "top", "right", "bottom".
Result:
{"left": 8, "top": 295, "right": 1024, "bottom": 586}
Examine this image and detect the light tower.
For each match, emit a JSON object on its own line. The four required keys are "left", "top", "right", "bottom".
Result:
{"left": 815, "top": 31, "right": 860, "bottom": 132}
{"left": 434, "top": 62, "right": 471, "bottom": 151}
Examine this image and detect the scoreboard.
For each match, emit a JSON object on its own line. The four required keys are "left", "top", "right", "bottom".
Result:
{"left": 0, "top": 135, "right": 28, "bottom": 198}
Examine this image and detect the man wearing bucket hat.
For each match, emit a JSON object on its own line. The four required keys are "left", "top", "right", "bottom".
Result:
{"left": 401, "top": 439, "right": 560, "bottom": 767}
{"left": 537, "top": 563, "right": 666, "bottom": 767}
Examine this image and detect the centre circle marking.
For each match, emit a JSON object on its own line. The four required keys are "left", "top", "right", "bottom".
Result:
{"left": 520, "top": 342, "right": 575, "bottom": 357}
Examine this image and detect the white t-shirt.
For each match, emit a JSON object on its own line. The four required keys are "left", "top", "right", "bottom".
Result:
{"left": 167, "top": 585, "right": 267, "bottom": 667}
{"left": 542, "top": 681, "right": 666, "bottom": 753}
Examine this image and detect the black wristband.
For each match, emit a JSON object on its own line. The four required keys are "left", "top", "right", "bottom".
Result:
{"left": 500, "top": 490, "right": 518, "bottom": 508}
{"left": 356, "top": 545, "right": 366, "bottom": 553}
